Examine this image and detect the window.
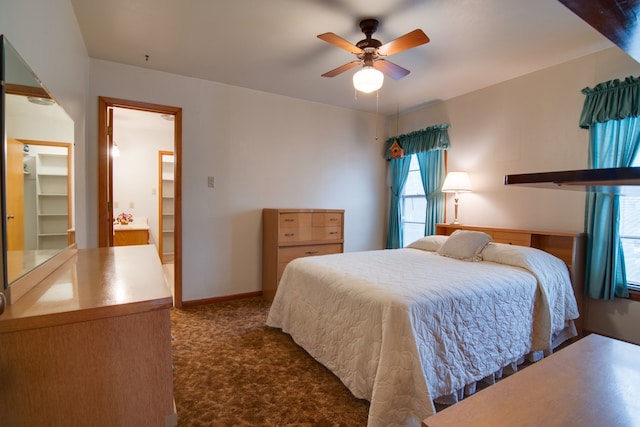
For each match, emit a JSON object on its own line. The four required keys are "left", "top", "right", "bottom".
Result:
{"left": 620, "top": 156, "right": 640, "bottom": 291}
{"left": 401, "top": 155, "right": 426, "bottom": 246}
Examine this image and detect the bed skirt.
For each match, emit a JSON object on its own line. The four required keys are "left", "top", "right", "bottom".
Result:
{"left": 433, "top": 320, "right": 577, "bottom": 406}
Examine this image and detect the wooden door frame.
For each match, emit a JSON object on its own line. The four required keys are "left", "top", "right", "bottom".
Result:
{"left": 98, "top": 96, "right": 183, "bottom": 307}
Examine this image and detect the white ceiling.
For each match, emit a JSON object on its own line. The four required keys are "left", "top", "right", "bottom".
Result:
{"left": 70, "top": 0, "right": 614, "bottom": 115}
{"left": 112, "top": 107, "right": 175, "bottom": 133}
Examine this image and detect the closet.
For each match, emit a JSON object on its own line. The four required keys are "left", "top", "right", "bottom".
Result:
{"left": 21, "top": 141, "right": 72, "bottom": 251}
{"left": 158, "top": 151, "right": 174, "bottom": 263}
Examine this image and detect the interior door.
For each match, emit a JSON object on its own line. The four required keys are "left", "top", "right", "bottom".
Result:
{"left": 6, "top": 137, "right": 24, "bottom": 251}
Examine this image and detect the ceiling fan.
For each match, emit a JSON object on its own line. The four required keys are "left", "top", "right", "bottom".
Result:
{"left": 318, "top": 18, "right": 430, "bottom": 93}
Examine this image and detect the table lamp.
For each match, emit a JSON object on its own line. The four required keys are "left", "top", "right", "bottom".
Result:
{"left": 442, "top": 172, "right": 472, "bottom": 224}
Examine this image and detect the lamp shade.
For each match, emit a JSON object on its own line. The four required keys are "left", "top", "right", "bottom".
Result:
{"left": 442, "top": 172, "right": 472, "bottom": 193}
{"left": 353, "top": 67, "right": 384, "bottom": 93}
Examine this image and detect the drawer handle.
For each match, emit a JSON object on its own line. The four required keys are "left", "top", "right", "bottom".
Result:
{"left": 305, "top": 250, "right": 319, "bottom": 255}
{"left": 329, "top": 218, "right": 337, "bottom": 222}
{"left": 284, "top": 219, "right": 295, "bottom": 222}
{"left": 284, "top": 233, "right": 295, "bottom": 237}
{"left": 329, "top": 231, "right": 338, "bottom": 235}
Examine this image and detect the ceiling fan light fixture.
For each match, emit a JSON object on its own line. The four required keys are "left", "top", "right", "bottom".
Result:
{"left": 353, "top": 67, "right": 383, "bottom": 93}
{"left": 27, "top": 96, "right": 55, "bottom": 106}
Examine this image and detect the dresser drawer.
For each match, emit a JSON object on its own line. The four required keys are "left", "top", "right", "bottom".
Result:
{"left": 278, "top": 243, "right": 343, "bottom": 263}
{"left": 493, "top": 231, "right": 531, "bottom": 247}
{"left": 279, "top": 212, "right": 311, "bottom": 228}
{"left": 312, "top": 212, "right": 343, "bottom": 227}
{"left": 311, "top": 226, "right": 342, "bottom": 241}
{"left": 277, "top": 244, "right": 343, "bottom": 280}
{"left": 278, "top": 227, "right": 312, "bottom": 243}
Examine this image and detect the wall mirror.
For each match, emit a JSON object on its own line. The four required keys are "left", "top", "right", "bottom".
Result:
{"left": 1, "top": 35, "right": 75, "bottom": 291}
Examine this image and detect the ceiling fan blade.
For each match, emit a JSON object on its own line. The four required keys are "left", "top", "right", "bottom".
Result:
{"left": 321, "top": 60, "right": 361, "bottom": 77}
{"left": 377, "top": 29, "right": 430, "bottom": 56}
{"left": 373, "top": 59, "right": 410, "bottom": 80}
{"left": 317, "top": 32, "right": 362, "bottom": 54}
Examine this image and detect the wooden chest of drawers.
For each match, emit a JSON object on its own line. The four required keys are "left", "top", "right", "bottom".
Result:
{"left": 262, "top": 209, "right": 344, "bottom": 300}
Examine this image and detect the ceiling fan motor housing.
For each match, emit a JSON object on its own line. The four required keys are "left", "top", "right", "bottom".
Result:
{"left": 356, "top": 38, "right": 382, "bottom": 49}
{"left": 357, "top": 18, "right": 382, "bottom": 50}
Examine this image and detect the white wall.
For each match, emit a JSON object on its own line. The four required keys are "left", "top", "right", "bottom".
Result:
{"left": 88, "top": 59, "right": 387, "bottom": 301}
{"left": 0, "top": 0, "right": 89, "bottom": 247}
{"left": 393, "top": 46, "right": 640, "bottom": 344}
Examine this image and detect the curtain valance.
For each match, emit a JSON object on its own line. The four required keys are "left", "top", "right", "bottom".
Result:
{"left": 384, "top": 123, "right": 450, "bottom": 159}
{"left": 579, "top": 75, "right": 640, "bottom": 128}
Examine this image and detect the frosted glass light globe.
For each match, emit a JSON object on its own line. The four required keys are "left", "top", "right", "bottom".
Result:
{"left": 353, "top": 67, "right": 384, "bottom": 93}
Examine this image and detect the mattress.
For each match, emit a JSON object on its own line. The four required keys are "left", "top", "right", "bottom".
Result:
{"left": 266, "top": 243, "right": 579, "bottom": 427}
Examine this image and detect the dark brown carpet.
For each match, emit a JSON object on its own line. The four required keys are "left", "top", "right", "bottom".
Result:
{"left": 170, "top": 297, "right": 545, "bottom": 426}
{"left": 170, "top": 297, "right": 370, "bottom": 426}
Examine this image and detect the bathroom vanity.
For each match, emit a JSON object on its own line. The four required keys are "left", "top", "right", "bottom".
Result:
{"left": 114, "top": 222, "right": 150, "bottom": 246}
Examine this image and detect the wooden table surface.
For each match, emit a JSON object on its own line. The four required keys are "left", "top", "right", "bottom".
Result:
{"left": 423, "top": 334, "right": 640, "bottom": 427}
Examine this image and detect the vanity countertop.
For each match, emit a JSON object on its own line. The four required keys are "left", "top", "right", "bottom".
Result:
{"left": 0, "top": 245, "right": 172, "bottom": 334}
{"left": 114, "top": 222, "right": 150, "bottom": 231}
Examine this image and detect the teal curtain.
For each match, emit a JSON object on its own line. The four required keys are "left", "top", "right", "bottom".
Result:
{"left": 417, "top": 150, "right": 445, "bottom": 236}
{"left": 386, "top": 156, "right": 412, "bottom": 249}
{"left": 581, "top": 76, "right": 640, "bottom": 299}
{"left": 384, "top": 124, "right": 450, "bottom": 159}
{"left": 580, "top": 76, "right": 640, "bottom": 128}
{"left": 385, "top": 124, "right": 450, "bottom": 248}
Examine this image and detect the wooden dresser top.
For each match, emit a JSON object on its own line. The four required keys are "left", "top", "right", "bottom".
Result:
{"left": 0, "top": 245, "right": 172, "bottom": 334}
{"left": 263, "top": 208, "right": 344, "bottom": 213}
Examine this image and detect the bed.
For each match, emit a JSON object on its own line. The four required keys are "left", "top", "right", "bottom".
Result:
{"left": 266, "top": 225, "right": 585, "bottom": 427}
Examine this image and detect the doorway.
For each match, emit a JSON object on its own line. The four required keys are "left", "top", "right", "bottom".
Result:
{"left": 98, "top": 97, "right": 183, "bottom": 307}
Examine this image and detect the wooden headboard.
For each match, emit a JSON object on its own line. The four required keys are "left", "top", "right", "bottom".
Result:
{"left": 435, "top": 223, "right": 586, "bottom": 336}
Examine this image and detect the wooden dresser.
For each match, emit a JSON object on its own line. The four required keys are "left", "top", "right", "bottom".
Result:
{"left": 0, "top": 245, "right": 176, "bottom": 426}
{"left": 262, "top": 209, "right": 344, "bottom": 300}
{"left": 435, "top": 223, "right": 586, "bottom": 336}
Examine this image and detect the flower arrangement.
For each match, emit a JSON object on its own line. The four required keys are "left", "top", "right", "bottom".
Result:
{"left": 116, "top": 212, "right": 134, "bottom": 225}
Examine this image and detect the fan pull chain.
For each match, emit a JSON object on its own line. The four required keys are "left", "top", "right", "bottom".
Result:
{"left": 375, "top": 90, "right": 379, "bottom": 140}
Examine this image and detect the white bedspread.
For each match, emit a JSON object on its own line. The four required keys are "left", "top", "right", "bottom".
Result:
{"left": 266, "top": 245, "right": 579, "bottom": 427}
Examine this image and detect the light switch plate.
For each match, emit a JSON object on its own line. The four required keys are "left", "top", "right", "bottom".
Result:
{"left": 207, "top": 176, "right": 215, "bottom": 188}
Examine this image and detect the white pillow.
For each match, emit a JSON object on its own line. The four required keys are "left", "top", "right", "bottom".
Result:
{"left": 436, "top": 230, "right": 492, "bottom": 261}
{"left": 406, "top": 235, "right": 449, "bottom": 252}
{"left": 482, "top": 242, "right": 548, "bottom": 265}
